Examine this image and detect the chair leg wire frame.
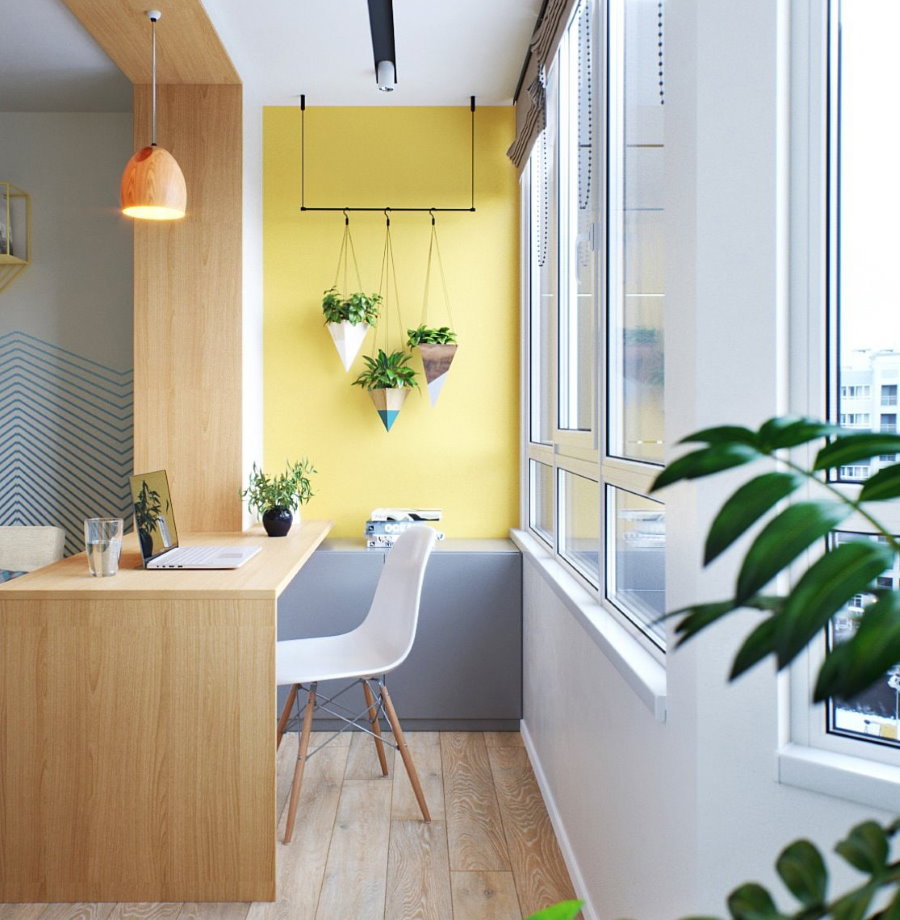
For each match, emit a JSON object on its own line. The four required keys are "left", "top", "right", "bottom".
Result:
{"left": 277, "top": 676, "right": 430, "bottom": 844}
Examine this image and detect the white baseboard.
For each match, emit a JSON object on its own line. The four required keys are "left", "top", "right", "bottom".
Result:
{"left": 520, "top": 719, "right": 598, "bottom": 920}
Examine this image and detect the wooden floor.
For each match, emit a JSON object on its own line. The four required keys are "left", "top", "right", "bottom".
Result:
{"left": 0, "top": 731, "right": 578, "bottom": 920}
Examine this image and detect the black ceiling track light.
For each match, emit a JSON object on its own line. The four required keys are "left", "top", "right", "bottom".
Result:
{"left": 367, "top": 0, "right": 397, "bottom": 91}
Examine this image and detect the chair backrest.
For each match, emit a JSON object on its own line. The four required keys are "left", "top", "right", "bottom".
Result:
{"left": 357, "top": 524, "right": 437, "bottom": 671}
{"left": 0, "top": 525, "right": 66, "bottom": 573}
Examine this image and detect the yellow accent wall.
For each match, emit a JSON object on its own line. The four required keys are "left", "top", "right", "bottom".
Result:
{"left": 263, "top": 106, "right": 519, "bottom": 538}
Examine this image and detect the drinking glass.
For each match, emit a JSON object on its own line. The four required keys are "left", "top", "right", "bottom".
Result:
{"left": 84, "top": 518, "right": 124, "bottom": 577}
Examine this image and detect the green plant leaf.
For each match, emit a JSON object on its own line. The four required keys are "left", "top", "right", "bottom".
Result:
{"left": 774, "top": 540, "right": 894, "bottom": 668}
{"left": 651, "top": 444, "right": 762, "bottom": 492}
{"left": 775, "top": 839, "right": 828, "bottom": 908}
{"left": 859, "top": 463, "right": 900, "bottom": 502}
{"left": 735, "top": 502, "right": 851, "bottom": 603}
{"left": 727, "top": 883, "right": 781, "bottom": 920}
{"left": 522, "top": 900, "right": 584, "bottom": 920}
{"left": 730, "top": 616, "right": 778, "bottom": 680}
{"left": 815, "top": 592, "right": 900, "bottom": 701}
{"left": 835, "top": 822, "right": 889, "bottom": 876}
{"left": 814, "top": 434, "right": 900, "bottom": 471}
{"left": 673, "top": 601, "right": 741, "bottom": 645}
{"left": 757, "top": 416, "right": 841, "bottom": 451}
{"left": 679, "top": 426, "right": 759, "bottom": 447}
{"left": 831, "top": 885, "right": 876, "bottom": 920}
{"left": 704, "top": 472, "right": 805, "bottom": 565}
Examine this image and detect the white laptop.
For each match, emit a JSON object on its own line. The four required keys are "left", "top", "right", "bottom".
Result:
{"left": 130, "top": 470, "right": 261, "bottom": 570}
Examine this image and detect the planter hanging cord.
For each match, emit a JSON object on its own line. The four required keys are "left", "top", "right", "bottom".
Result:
{"left": 377, "top": 211, "right": 406, "bottom": 352}
{"left": 420, "top": 211, "right": 456, "bottom": 330}
{"left": 332, "top": 209, "right": 363, "bottom": 294}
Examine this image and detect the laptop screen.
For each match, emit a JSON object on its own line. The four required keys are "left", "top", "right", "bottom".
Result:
{"left": 130, "top": 470, "right": 180, "bottom": 564}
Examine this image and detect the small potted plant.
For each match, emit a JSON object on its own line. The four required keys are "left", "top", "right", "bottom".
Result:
{"left": 322, "top": 287, "right": 382, "bottom": 371}
{"left": 407, "top": 324, "right": 458, "bottom": 406}
{"left": 242, "top": 458, "right": 316, "bottom": 537}
{"left": 352, "top": 348, "right": 420, "bottom": 431}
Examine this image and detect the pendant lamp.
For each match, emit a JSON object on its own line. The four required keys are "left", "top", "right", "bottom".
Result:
{"left": 120, "top": 10, "right": 187, "bottom": 221}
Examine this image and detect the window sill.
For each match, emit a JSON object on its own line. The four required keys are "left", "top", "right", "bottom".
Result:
{"left": 778, "top": 743, "right": 900, "bottom": 812}
{"left": 511, "top": 528, "right": 667, "bottom": 722}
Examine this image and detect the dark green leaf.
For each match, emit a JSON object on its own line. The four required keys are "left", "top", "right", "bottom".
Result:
{"left": 735, "top": 502, "right": 851, "bottom": 603}
{"left": 730, "top": 616, "right": 778, "bottom": 680}
{"left": 705, "top": 472, "right": 804, "bottom": 565}
{"left": 831, "top": 886, "right": 876, "bottom": 920}
{"left": 815, "top": 592, "right": 900, "bottom": 701}
{"left": 774, "top": 541, "right": 894, "bottom": 668}
{"left": 859, "top": 464, "right": 900, "bottom": 502}
{"left": 877, "top": 884, "right": 900, "bottom": 920}
{"left": 835, "top": 822, "right": 889, "bottom": 876}
{"left": 758, "top": 417, "right": 842, "bottom": 451}
{"left": 523, "top": 901, "right": 585, "bottom": 920}
{"left": 652, "top": 444, "right": 761, "bottom": 492}
{"left": 673, "top": 601, "right": 741, "bottom": 645}
{"left": 775, "top": 840, "right": 828, "bottom": 908}
{"left": 727, "top": 883, "right": 780, "bottom": 920}
{"left": 814, "top": 434, "right": 900, "bottom": 471}
{"left": 679, "top": 426, "right": 759, "bottom": 447}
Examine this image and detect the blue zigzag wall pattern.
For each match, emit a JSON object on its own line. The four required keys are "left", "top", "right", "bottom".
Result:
{"left": 0, "top": 331, "right": 133, "bottom": 556}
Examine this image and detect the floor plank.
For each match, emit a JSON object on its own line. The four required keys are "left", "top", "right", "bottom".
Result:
{"left": 344, "top": 727, "right": 395, "bottom": 781}
{"left": 488, "top": 745, "right": 578, "bottom": 917}
{"left": 483, "top": 732, "right": 525, "bottom": 749}
{"left": 0, "top": 909, "right": 53, "bottom": 920}
{"left": 177, "top": 906, "right": 249, "bottom": 920}
{"left": 314, "top": 779, "right": 392, "bottom": 920}
{"left": 385, "top": 820, "right": 452, "bottom": 920}
{"left": 106, "top": 906, "right": 182, "bottom": 920}
{"left": 38, "top": 907, "right": 116, "bottom": 920}
{"left": 441, "top": 733, "right": 510, "bottom": 872}
{"left": 391, "top": 731, "right": 445, "bottom": 822}
{"left": 450, "top": 870, "right": 522, "bottom": 920}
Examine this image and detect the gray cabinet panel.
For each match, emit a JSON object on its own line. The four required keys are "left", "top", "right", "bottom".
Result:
{"left": 276, "top": 543, "right": 522, "bottom": 730}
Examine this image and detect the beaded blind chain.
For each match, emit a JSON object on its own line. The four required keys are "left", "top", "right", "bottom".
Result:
{"left": 578, "top": 0, "right": 593, "bottom": 212}
{"left": 658, "top": 0, "right": 665, "bottom": 105}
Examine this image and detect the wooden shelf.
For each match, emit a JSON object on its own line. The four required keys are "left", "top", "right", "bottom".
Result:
{"left": 0, "top": 254, "right": 26, "bottom": 265}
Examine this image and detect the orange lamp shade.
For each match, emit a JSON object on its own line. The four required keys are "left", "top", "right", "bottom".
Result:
{"left": 120, "top": 145, "right": 187, "bottom": 220}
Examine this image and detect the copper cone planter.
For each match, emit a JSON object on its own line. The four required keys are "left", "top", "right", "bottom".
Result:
{"left": 416, "top": 344, "right": 458, "bottom": 406}
{"left": 368, "top": 387, "right": 409, "bottom": 431}
{"left": 327, "top": 320, "right": 370, "bottom": 371}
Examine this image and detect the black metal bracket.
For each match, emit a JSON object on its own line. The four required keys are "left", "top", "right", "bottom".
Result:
{"left": 298, "top": 95, "right": 477, "bottom": 214}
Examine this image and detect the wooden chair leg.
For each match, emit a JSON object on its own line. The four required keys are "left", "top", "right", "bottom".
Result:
{"left": 284, "top": 684, "right": 316, "bottom": 844}
{"left": 276, "top": 684, "right": 298, "bottom": 750}
{"left": 380, "top": 683, "right": 430, "bottom": 822}
{"left": 362, "top": 678, "right": 389, "bottom": 776}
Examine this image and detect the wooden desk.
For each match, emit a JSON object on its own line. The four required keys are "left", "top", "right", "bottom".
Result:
{"left": 0, "top": 520, "right": 332, "bottom": 903}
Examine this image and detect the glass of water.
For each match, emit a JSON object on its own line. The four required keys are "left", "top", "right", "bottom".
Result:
{"left": 84, "top": 518, "right": 124, "bottom": 577}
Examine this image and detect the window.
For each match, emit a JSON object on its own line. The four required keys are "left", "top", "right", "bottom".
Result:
{"left": 883, "top": 385, "right": 898, "bottom": 406}
{"left": 840, "top": 384, "right": 870, "bottom": 399}
{"left": 523, "top": 0, "right": 667, "bottom": 655}
{"left": 881, "top": 414, "right": 897, "bottom": 433}
{"left": 839, "top": 413, "right": 870, "bottom": 427}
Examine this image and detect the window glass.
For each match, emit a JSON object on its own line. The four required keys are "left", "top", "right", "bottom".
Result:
{"left": 529, "top": 461, "right": 554, "bottom": 544}
{"left": 607, "top": 485, "right": 666, "bottom": 648}
{"left": 559, "top": 470, "right": 600, "bottom": 585}
{"left": 833, "top": 0, "right": 900, "bottom": 482}
{"left": 608, "top": 0, "right": 666, "bottom": 464}
{"left": 827, "top": 531, "right": 900, "bottom": 749}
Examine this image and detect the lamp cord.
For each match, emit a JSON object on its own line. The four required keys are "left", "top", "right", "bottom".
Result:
{"left": 150, "top": 16, "right": 158, "bottom": 146}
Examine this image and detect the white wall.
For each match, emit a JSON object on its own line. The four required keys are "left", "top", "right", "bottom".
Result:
{"left": 521, "top": 1, "right": 894, "bottom": 918}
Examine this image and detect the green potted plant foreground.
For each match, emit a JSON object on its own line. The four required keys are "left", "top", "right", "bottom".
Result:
{"left": 407, "top": 324, "right": 459, "bottom": 406}
{"left": 531, "top": 417, "right": 900, "bottom": 920}
{"left": 242, "top": 458, "right": 316, "bottom": 537}
{"left": 322, "top": 288, "right": 382, "bottom": 371}
{"left": 352, "top": 347, "right": 420, "bottom": 431}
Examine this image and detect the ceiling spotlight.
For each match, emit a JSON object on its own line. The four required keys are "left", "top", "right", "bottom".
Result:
{"left": 376, "top": 60, "right": 396, "bottom": 92}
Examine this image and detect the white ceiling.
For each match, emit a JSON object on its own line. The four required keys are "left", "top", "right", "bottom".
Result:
{"left": 0, "top": 0, "right": 541, "bottom": 112}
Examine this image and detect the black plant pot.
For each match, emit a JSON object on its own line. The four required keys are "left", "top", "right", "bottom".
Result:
{"left": 262, "top": 506, "right": 293, "bottom": 537}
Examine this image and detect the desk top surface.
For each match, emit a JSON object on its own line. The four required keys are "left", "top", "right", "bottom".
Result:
{"left": 0, "top": 520, "right": 332, "bottom": 600}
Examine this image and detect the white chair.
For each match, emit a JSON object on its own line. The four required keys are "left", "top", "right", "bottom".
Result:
{"left": 276, "top": 524, "right": 437, "bottom": 843}
{"left": 0, "top": 525, "right": 65, "bottom": 574}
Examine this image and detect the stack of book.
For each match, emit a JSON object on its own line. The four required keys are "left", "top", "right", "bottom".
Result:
{"left": 364, "top": 508, "right": 444, "bottom": 548}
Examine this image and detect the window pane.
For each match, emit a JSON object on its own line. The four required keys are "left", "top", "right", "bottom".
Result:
{"left": 608, "top": 0, "right": 666, "bottom": 464}
{"left": 559, "top": 470, "right": 600, "bottom": 584}
{"left": 607, "top": 486, "right": 666, "bottom": 649}
{"left": 530, "top": 67, "right": 559, "bottom": 446}
{"left": 559, "top": 0, "right": 598, "bottom": 432}
{"left": 827, "top": 531, "right": 900, "bottom": 749}
{"left": 529, "top": 460, "right": 554, "bottom": 543}
{"left": 833, "top": 0, "right": 900, "bottom": 482}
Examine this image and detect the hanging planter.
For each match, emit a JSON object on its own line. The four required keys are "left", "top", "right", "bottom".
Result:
{"left": 322, "top": 215, "right": 380, "bottom": 370}
{"left": 352, "top": 348, "right": 420, "bottom": 431}
{"left": 412, "top": 215, "right": 459, "bottom": 405}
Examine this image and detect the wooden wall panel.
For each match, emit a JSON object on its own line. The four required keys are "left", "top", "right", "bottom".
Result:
{"left": 133, "top": 84, "right": 244, "bottom": 532}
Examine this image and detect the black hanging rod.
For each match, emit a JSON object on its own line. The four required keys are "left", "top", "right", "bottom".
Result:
{"left": 299, "top": 95, "right": 477, "bottom": 214}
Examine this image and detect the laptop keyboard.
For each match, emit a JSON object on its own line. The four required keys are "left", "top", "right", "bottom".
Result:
{"left": 157, "top": 546, "right": 223, "bottom": 566}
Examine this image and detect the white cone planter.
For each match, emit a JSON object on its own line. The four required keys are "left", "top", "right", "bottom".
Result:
{"left": 417, "top": 343, "right": 458, "bottom": 406}
{"left": 369, "top": 387, "right": 409, "bottom": 431}
{"left": 327, "top": 320, "right": 370, "bottom": 371}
